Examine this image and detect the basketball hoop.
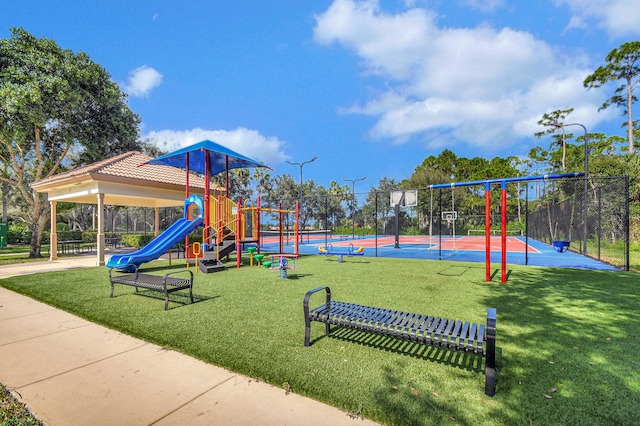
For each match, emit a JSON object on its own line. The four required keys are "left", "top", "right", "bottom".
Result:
{"left": 441, "top": 211, "right": 457, "bottom": 221}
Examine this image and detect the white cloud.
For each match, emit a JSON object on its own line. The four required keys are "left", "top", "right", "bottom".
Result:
{"left": 124, "top": 65, "right": 163, "bottom": 97}
{"left": 314, "top": 0, "right": 612, "bottom": 151}
{"left": 556, "top": 0, "right": 640, "bottom": 38}
{"left": 144, "top": 127, "right": 289, "bottom": 167}
{"left": 461, "top": 0, "right": 505, "bottom": 13}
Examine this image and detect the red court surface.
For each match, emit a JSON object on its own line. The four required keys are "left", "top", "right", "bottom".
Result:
{"left": 310, "top": 235, "right": 540, "bottom": 253}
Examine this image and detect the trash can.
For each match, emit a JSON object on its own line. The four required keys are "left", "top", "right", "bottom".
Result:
{"left": 0, "top": 222, "right": 7, "bottom": 249}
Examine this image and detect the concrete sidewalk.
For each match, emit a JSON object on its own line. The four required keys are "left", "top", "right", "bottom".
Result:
{"left": 0, "top": 258, "right": 378, "bottom": 425}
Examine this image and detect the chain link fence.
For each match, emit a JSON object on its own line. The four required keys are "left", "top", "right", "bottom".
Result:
{"left": 272, "top": 175, "right": 629, "bottom": 271}
{"left": 527, "top": 176, "right": 629, "bottom": 269}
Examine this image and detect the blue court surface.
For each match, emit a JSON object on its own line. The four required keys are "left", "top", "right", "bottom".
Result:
{"left": 258, "top": 234, "right": 620, "bottom": 271}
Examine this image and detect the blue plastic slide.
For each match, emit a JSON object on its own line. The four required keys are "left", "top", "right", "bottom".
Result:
{"left": 106, "top": 216, "right": 204, "bottom": 271}
{"left": 107, "top": 194, "right": 206, "bottom": 271}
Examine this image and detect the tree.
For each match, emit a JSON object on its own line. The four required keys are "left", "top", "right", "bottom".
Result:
{"left": 535, "top": 108, "right": 575, "bottom": 170}
{"left": 0, "top": 28, "right": 141, "bottom": 257}
{"left": 361, "top": 177, "right": 398, "bottom": 234}
{"left": 584, "top": 41, "right": 640, "bottom": 154}
{"left": 212, "top": 169, "right": 253, "bottom": 202}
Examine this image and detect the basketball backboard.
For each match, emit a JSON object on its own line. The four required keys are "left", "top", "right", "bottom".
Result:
{"left": 390, "top": 190, "right": 418, "bottom": 207}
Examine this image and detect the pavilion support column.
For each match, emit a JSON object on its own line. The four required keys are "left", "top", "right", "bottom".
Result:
{"left": 97, "top": 193, "right": 105, "bottom": 266}
{"left": 50, "top": 200, "right": 58, "bottom": 261}
{"left": 154, "top": 207, "right": 160, "bottom": 237}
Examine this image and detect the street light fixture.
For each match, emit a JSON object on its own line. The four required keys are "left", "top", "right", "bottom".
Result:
{"left": 287, "top": 157, "right": 317, "bottom": 242}
{"left": 344, "top": 176, "right": 366, "bottom": 239}
{"left": 551, "top": 122, "right": 589, "bottom": 254}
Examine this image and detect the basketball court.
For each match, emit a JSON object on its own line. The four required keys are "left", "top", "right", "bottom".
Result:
{"left": 258, "top": 233, "right": 618, "bottom": 271}
{"left": 257, "top": 179, "right": 622, "bottom": 272}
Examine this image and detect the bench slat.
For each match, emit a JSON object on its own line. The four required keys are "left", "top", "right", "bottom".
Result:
{"left": 328, "top": 302, "right": 352, "bottom": 323}
{"left": 467, "top": 323, "right": 477, "bottom": 352}
{"left": 424, "top": 317, "right": 442, "bottom": 345}
{"left": 458, "top": 322, "right": 470, "bottom": 350}
{"left": 416, "top": 315, "right": 435, "bottom": 343}
{"left": 389, "top": 311, "right": 411, "bottom": 336}
{"left": 433, "top": 318, "right": 449, "bottom": 345}
{"left": 403, "top": 313, "right": 425, "bottom": 340}
{"left": 372, "top": 309, "right": 396, "bottom": 333}
{"left": 448, "top": 320, "right": 463, "bottom": 349}
{"left": 357, "top": 305, "right": 384, "bottom": 328}
{"left": 399, "top": 313, "right": 420, "bottom": 339}
{"left": 360, "top": 308, "right": 386, "bottom": 330}
{"left": 476, "top": 324, "right": 485, "bottom": 355}
{"left": 441, "top": 319, "right": 456, "bottom": 347}
{"left": 414, "top": 315, "right": 432, "bottom": 341}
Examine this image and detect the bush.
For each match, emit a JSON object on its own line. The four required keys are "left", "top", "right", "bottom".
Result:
{"left": 56, "top": 231, "right": 83, "bottom": 241}
{"left": 82, "top": 232, "right": 97, "bottom": 243}
{"left": 120, "top": 234, "right": 153, "bottom": 248}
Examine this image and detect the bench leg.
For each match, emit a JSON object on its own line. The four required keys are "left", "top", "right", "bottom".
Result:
{"left": 110, "top": 282, "right": 115, "bottom": 298}
{"left": 485, "top": 308, "right": 497, "bottom": 397}
{"left": 303, "top": 286, "right": 332, "bottom": 347}
{"left": 304, "top": 318, "right": 311, "bottom": 347}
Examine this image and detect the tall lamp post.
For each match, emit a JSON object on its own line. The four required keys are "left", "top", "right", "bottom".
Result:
{"left": 287, "top": 157, "right": 317, "bottom": 243}
{"left": 552, "top": 122, "right": 589, "bottom": 254}
{"left": 344, "top": 176, "right": 366, "bottom": 239}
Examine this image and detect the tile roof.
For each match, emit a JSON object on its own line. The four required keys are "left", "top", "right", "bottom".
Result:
{"left": 32, "top": 151, "right": 220, "bottom": 190}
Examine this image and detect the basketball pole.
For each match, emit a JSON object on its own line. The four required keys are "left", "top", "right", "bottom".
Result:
{"left": 394, "top": 192, "right": 405, "bottom": 249}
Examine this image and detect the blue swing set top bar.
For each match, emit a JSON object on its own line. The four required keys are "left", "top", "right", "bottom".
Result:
{"left": 426, "top": 172, "right": 584, "bottom": 190}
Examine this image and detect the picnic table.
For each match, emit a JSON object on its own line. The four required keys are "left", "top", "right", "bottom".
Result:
{"left": 57, "top": 240, "right": 84, "bottom": 254}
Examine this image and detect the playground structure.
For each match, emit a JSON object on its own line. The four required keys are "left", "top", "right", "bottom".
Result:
{"left": 318, "top": 243, "right": 364, "bottom": 262}
{"left": 104, "top": 139, "right": 307, "bottom": 273}
{"left": 107, "top": 193, "right": 300, "bottom": 273}
{"left": 193, "top": 195, "right": 300, "bottom": 272}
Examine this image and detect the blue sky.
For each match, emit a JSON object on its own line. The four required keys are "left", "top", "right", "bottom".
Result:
{"left": 3, "top": 1, "right": 639, "bottom": 193}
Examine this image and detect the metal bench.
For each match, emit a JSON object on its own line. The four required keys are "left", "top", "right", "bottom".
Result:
{"left": 109, "top": 266, "right": 194, "bottom": 310}
{"left": 303, "top": 286, "right": 497, "bottom": 396}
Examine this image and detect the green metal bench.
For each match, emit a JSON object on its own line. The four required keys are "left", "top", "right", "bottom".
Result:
{"left": 303, "top": 286, "right": 497, "bottom": 396}
{"left": 109, "top": 266, "right": 193, "bottom": 310}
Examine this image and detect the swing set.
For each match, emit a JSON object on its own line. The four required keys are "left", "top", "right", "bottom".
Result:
{"left": 427, "top": 172, "right": 584, "bottom": 283}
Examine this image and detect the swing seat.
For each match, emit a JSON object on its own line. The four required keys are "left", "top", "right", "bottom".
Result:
{"left": 553, "top": 241, "right": 570, "bottom": 253}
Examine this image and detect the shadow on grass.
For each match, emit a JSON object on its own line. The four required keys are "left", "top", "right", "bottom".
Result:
{"left": 118, "top": 290, "right": 218, "bottom": 309}
{"left": 437, "top": 265, "right": 472, "bottom": 276}
{"left": 326, "top": 326, "right": 485, "bottom": 374}
{"left": 371, "top": 361, "right": 489, "bottom": 426}
{"left": 276, "top": 273, "right": 313, "bottom": 280}
{"left": 480, "top": 267, "right": 640, "bottom": 424}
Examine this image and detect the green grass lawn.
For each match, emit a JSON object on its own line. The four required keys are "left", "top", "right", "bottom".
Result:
{"left": 0, "top": 245, "right": 53, "bottom": 266}
{"left": 1, "top": 255, "right": 639, "bottom": 425}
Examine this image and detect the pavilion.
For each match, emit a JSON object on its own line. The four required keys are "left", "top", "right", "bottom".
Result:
{"left": 30, "top": 151, "right": 218, "bottom": 266}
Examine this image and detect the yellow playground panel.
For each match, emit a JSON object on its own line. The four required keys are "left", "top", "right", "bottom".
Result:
{"left": 194, "top": 195, "right": 298, "bottom": 268}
